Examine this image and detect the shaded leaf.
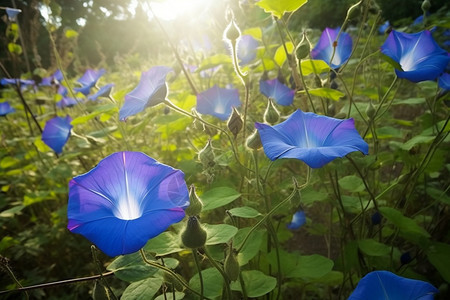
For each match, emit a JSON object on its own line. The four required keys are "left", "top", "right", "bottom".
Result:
{"left": 202, "top": 187, "right": 241, "bottom": 211}
{"left": 231, "top": 270, "right": 276, "bottom": 297}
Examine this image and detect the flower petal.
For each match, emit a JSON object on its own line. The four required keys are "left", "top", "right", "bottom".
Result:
{"left": 438, "top": 73, "right": 450, "bottom": 90}
{"left": 0, "top": 102, "right": 15, "bottom": 116}
{"left": 41, "top": 115, "right": 72, "bottom": 154}
{"left": 287, "top": 210, "right": 306, "bottom": 229}
{"left": 88, "top": 83, "right": 115, "bottom": 101}
{"left": 348, "top": 271, "right": 439, "bottom": 300}
{"left": 196, "top": 85, "right": 241, "bottom": 120}
{"left": 238, "top": 35, "right": 258, "bottom": 65}
{"left": 260, "top": 78, "right": 295, "bottom": 106}
{"left": 311, "top": 27, "right": 352, "bottom": 69}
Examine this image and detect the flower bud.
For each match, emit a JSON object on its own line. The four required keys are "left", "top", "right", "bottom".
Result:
{"left": 346, "top": 1, "right": 361, "bottom": 20}
{"left": 224, "top": 247, "right": 240, "bottom": 281}
{"left": 421, "top": 0, "right": 431, "bottom": 12}
{"left": 198, "top": 139, "right": 215, "bottom": 168}
{"left": 224, "top": 19, "right": 241, "bottom": 42}
{"left": 246, "top": 129, "right": 262, "bottom": 150}
{"left": 185, "top": 185, "right": 203, "bottom": 216}
{"left": 366, "top": 101, "right": 376, "bottom": 119}
{"left": 371, "top": 211, "right": 382, "bottom": 225}
{"left": 295, "top": 35, "right": 310, "bottom": 60}
{"left": 227, "top": 107, "right": 243, "bottom": 138}
{"left": 264, "top": 98, "right": 280, "bottom": 125}
{"left": 181, "top": 216, "right": 207, "bottom": 249}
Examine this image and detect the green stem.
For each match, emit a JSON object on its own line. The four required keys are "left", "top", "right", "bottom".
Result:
{"left": 192, "top": 249, "right": 204, "bottom": 300}
{"left": 91, "top": 246, "right": 118, "bottom": 300}
{"left": 202, "top": 246, "right": 232, "bottom": 300}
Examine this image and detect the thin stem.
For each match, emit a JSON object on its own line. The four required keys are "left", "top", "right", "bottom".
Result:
{"left": 192, "top": 249, "right": 204, "bottom": 300}
{"left": 202, "top": 246, "right": 232, "bottom": 300}
{"left": 91, "top": 246, "right": 117, "bottom": 300}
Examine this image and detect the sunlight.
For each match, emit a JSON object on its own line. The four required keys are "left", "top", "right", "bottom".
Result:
{"left": 148, "top": 0, "right": 214, "bottom": 21}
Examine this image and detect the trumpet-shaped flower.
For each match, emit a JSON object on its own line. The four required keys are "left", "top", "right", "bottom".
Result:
{"left": 56, "top": 97, "right": 78, "bottom": 108}
{"left": 1, "top": 78, "right": 34, "bottom": 86}
{"left": 196, "top": 85, "right": 241, "bottom": 120}
{"left": 260, "top": 78, "right": 295, "bottom": 106}
{"left": 380, "top": 30, "right": 450, "bottom": 83}
{"left": 6, "top": 8, "right": 21, "bottom": 21}
{"left": 255, "top": 110, "right": 369, "bottom": 168}
{"left": 88, "top": 83, "right": 115, "bottom": 101}
{"left": 310, "top": 27, "right": 353, "bottom": 69}
{"left": 119, "top": 66, "right": 172, "bottom": 121}
{"left": 74, "top": 69, "right": 106, "bottom": 95}
{"left": 41, "top": 115, "right": 72, "bottom": 154}
{"left": 41, "top": 70, "right": 63, "bottom": 86}
{"left": 438, "top": 73, "right": 450, "bottom": 90}
{"left": 348, "top": 271, "right": 438, "bottom": 300}
{"left": 0, "top": 102, "right": 15, "bottom": 116}
{"left": 238, "top": 35, "right": 258, "bottom": 65}
{"left": 67, "top": 151, "right": 189, "bottom": 257}
{"left": 287, "top": 210, "right": 306, "bottom": 229}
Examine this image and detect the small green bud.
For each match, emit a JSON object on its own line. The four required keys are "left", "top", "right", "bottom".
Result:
{"left": 224, "top": 19, "right": 241, "bottom": 42}
{"left": 185, "top": 185, "right": 203, "bottom": 216}
{"left": 366, "top": 101, "right": 376, "bottom": 119}
{"left": 296, "top": 43, "right": 310, "bottom": 60}
{"left": 246, "top": 129, "right": 262, "bottom": 150}
{"left": 227, "top": 107, "right": 243, "bottom": 138}
{"left": 346, "top": 1, "right": 362, "bottom": 20}
{"left": 421, "top": 0, "right": 431, "bottom": 12}
{"left": 198, "top": 139, "right": 215, "bottom": 168}
{"left": 264, "top": 98, "right": 280, "bottom": 125}
{"left": 224, "top": 247, "right": 240, "bottom": 281}
{"left": 181, "top": 216, "right": 207, "bottom": 249}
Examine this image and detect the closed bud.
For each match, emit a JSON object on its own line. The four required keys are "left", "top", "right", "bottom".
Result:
{"left": 227, "top": 107, "right": 243, "bottom": 138}
{"left": 346, "top": 1, "right": 361, "bottom": 19}
{"left": 366, "top": 101, "right": 376, "bottom": 119}
{"left": 224, "top": 19, "right": 241, "bottom": 42}
{"left": 295, "top": 35, "right": 310, "bottom": 60}
{"left": 246, "top": 129, "right": 262, "bottom": 150}
{"left": 371, "top": 211, "right": 382, "bottom": 225}
{"left": 421, "top": 0, "right": 431, "bottom": 12}
{"left": 264, "top": 98, "right": 280, "bottom": 125}
{"left": 224, "top": 247, "right": 240, "bottom": 281}
{"left": 181, "top": 216, "right": 207, "bottom": 249}
{"left": 198, "top": 139, "right": 215, "bottom": 168}
{"left": 185, "top": 185, "right": 203, "bottom": 216}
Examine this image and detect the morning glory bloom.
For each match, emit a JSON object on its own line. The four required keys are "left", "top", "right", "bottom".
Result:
{"left": 378, "top": 21, "right": 390, "bottom": 35}
{"left": 438, "top": 73, "right": 450, "bottom": 90}
{"left": 41, "top": 70, "right": 63, "bottom": 86}
{"left": 380, "top": 30, "right": 450, "bottom": 83}
{"left": 56, "top": 97, "right": 78, "bottom": 108}
{"left": 238, "top": 35, "right": 258, "bottom": 65}
{"left": 255, "top": 110, "right": 369, "bottom": 168}
{"left": 260, "top": 78, "right": 295, "bottom": 106}
{"left": 1, "top": 78, "right": 34, "bottom": 86}
{"left": 310, "top": 27, "right": 353, "bottom": 69}
{"left": 196, "top": 85, "right": 241, "bottom": 120}
{"left": 119, "top": 66, "right": 172, "bottom": 121}
{"left": 0, "top": 102, "right": 15, "bottom": 116}
{"left": 348, "top": 271, "right": 438, "bottom": 300}
{"left": 67, "top": 151, "right": 189, "bottom": 256}
{"left": 74, "top": 69, "right": 106, "bottom": 95}
{"left": 88, "top": 83, "right": 115, "bottom": 101}
{"left": 6, "top": 8, "right": 21, "bottom": 22}
{"left": 287, "top": 210, "right": 306, "bottom": 230}
{"left": 41, "top": 115, "right": 72, "bottom": 154}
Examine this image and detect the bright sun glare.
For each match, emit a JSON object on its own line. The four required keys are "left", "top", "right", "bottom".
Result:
{"left": 145, "top": 0, "right": 214, "bottom": 21}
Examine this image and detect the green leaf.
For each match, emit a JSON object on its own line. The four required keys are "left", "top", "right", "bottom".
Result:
{"left": 283, "top": 254, "right": 334, "bottom": 279}
{"left": 234, "top": 227, "right": 265, "bottom": 265}
{"left": 399, "top": 135, "right": 434, "bottom": 151}
{"left": 256, "top": 0, "right": 308, "bottom": 19}
{"left": 0, "top": 205, "right": 24, "bottom": 217}
{"left": 189, "top": 268, "right": 223, "bottom": 299}
{"left": 274, "top": 42, "right": 294, "bottom": 67}
{"left": 243, "top": 27, "right": 262, "bottom": 40}
{"left": 228, "top": 206, "right": 261, "bottom": 218}
{"left": 358, "top": 239, "right": 390, "bottom": 256}
{"left": 231, "top": 270, "right": 276, "bottom": 297}
{"left": 65, "top": 28, "right": 79, "bottom": 38}
{"left": 381, "top": 53, "right": 403, "bottom": 71}
{"left": 197, "top": 54, "right": 231, "bottom": 72}
{"left": 307, "top": 88, "right": 345, "bottom": 101}
{"left": 338, "top": 175, "right": 365, "bottom": 193}
{"left": 379, "top": 207, "right": 430, "bottom": 238}
{"left": 121, "top": 277, "right": 163, "bottom": 300}
{"left": 201, "top": 187, "right": 241, "bottom": 211}
{"left": 427, "top": 242, "right": 450, "bottom": 283}
{"left": 0, "top": 156, "right": 20, "bottom": 169}
{"left": 393, "top": 98, "right": 426, "bottom": 105}
{"left": 300, "top": 59, "right": 330, "bottom": 75}
{"left": 204, "top": 224, "right": 238, "bottom": 245}
{"left": 144, "top": 231, "right": 184, "bottom": 256}
{"left": 154, "top": 292, "right": 184, "bottom": 300}
{"left": 8, "top": 43, "right": 22, "bottom": 55}
{"left": 106, "top": 251, "right": 158, "bottom": 282}
{"left": 301, "top": 187, "right": 329, "bottom": 205}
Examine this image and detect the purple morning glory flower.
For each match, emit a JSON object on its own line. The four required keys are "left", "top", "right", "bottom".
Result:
{"left": 348, "top": 271, "right": 438, "bottom": 300}
{"left": 67, "top": 151, "right": 189, "bottom": 257}
{"left": 196, "top": 85, "right": 241, "bottom": 120}
{"left": 0, "top": 102, "right": 15, "bottom": 116}
{"left": 74, "top": 69, "right": 106, "bottom": 95}
{"left": 88, "top": 83, "right": 115, "bottom": 101}
{"left": 380, "top": 30, "right": 450, "bottom": 83}
{"left": 378, "top": 21, "right": 390, "bottom": 35}
{"left": 260, "top": 78, "right": 295, "bottom": 106}
{"left": 41, "top": 115, "right": 72, "bottom": 154}
{"left": 56, "top": 97, "right": 78, "bottom": 108}
{"left": 238, "top": 35, "right": 258, "bottom": 65}
{"left": 41, "top": 70, "right": 63, "bottom": 86}
{"left": 119, "top": 66, "right": 173, "bottom": 121}
{"left": 438, "top": 73, "right": 450, "bottom": 90}
{"left": 6, "top": 8, "right": 21, "bottom": 22}
{"left": 1, "top": 78, "right": 34, "bottom": 86}
{"left": 57, "top": 85, "right": 68, "bottom": 97}
{"left": 310, "top": 27, "right": 353, "bottom": 69}
{"left": 255, "top": 110, "right": 369, "bottom": 168}
{"left": 287, "top": 210, "right": 306, "bottom": 230}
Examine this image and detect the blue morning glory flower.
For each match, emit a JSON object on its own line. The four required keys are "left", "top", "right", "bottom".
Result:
{"left": 57, "top": 85, "right": 68, "bottom": 97}
{"left": 196, "top": 85, "right": 241, "bottom": 120}
{"left": 119, "top": 66, "right": 173, "bottom": 121}
{"left": 438, "top": 73, "right": 450, "bottom": 90}
{"left": 74, "top": 69, "right": 106, "bottom": 95}
{"left": 287, "top": 210, "right": 306, "bottom": 230}
{"left": 6, "top": 8, "right": 21, "bottom": 22}
{"left": 238, "top": 35, "right": 258, "bottom": 65}
{"left": 255, "top": 110, "right": 369, "bottom": 168}
{"left": 88, "top": 83, "right": 115, "bottom": 101}
{"left": 67, "top": 151, "right": 189, "bottom": 257}
{"left": 0, "top": 102, "right": 15, "bottom": 116}
{"left": 41, "top": 115, "right": 72, "bottom": 154}
{"left": 260, "top": 78, "right": 295, "bottom": 106}
{"left": 56, "top": 97, "right": 78, "bottom": 108}
{"left": 348, "top": 271, "right": 438, "bottom": 300}
{"left": 310, "top": 27, "right": 353, "bottom": 69}
{"left": 41, "top": 70, "right": 63, "bottom": 86}
{"left": 380, "top": 30, "right": 450, "bottom": 83}
{"left": 378, "top": 21, "right": 390, "bottom": 35}
{"left": 1, "top": 78, "right": 34, "bottom": 86}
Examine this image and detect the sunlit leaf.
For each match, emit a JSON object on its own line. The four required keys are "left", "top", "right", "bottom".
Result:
{"left": 197, "top": 54, "right": 231, "bottom": 72}
{"left": 201, "top": 187, "right": 241, "bottom": 211}
{"left": 106, "top": 251, "right": 158, "bottom": 282}
{"left": 256, "top": 0, "right": 308, "bottom": 19}
{"left": 274, "top": 42, "right": 294, "bottom": 67}
{"left": 144, "top": 231, "right": 184, "bottom": 256}
{"left": 307, "top": 87, "right": 345, "bottom": 101}
{"left": 300, "top": 59, "right": 330, "bottom": 75}
{"left": 65, "top": 28, "right": 79, "bottom": 38}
